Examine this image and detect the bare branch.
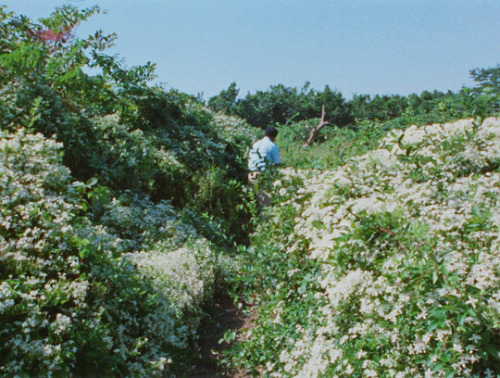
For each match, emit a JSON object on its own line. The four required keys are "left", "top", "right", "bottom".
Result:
{"left": 303, "top": 105, "right": 329, "bottom": 147}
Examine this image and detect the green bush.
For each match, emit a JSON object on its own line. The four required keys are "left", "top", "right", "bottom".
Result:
{"left": 226, "top": 118, "right": 500, "bottom": 376}
{"left": 0, "top": 129, "right": 217, "bottom": 376}
{"left": 278, "top": 119, "right": 398, "bottom": 170}
{"left": 0, "top": 5, "right": 256, "bottom": 244}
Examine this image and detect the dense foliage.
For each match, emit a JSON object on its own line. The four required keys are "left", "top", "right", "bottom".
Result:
{"left": 209, "top": 82, "right": 353, "bottom": 129}
{"left": 0, "top": 130, "right": 219, "bottom": 376}
{"left": 259, "top": 65, "right": 500, "bottom": 174}
{"left": 2, "top": 4, "right": 500, "bottom": 377}
{"left": 0, "top": 5, "right": 256, "bottom": 244}
{"left": 208, "top": 68, "right": 500, "bottom": 136}
{"left": 226, "top": 117, "right": 500, "bottom": 376}
{"left": 0, "top": 6, "right": 255, "bottom": 376}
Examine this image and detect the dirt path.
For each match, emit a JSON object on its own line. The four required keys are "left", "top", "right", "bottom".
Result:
{"left": 191, "top": 295, "right": 256, "bottom": 377}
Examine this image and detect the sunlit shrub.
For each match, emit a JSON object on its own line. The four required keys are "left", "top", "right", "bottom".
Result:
{"left": 229, "top": 118, "right": 500, "bottom": 376}
{"left": 0, "top": 6, "right": 253, "bottom": 244}
{"left": 278, "top": 120, "right": 398, "bottom": 170}
{"left": 0, "top": 129, "right": 216, "bottom": 376}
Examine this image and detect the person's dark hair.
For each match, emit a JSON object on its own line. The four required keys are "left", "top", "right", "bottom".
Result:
{"left": 264, "top": 127, "right": 278, "bottom": 138}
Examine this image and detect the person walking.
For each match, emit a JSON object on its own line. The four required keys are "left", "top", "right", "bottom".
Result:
{"left": 247, "top": 127, "right": 281, "bottom": 208}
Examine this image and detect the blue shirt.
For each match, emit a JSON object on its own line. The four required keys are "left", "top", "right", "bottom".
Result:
{"left": 248, "top": 136, "right": 281, "bottom": 171}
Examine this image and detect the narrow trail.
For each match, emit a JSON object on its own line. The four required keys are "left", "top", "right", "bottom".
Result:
{"left": 192, "top": 295, "right": 256, "bottom": 377}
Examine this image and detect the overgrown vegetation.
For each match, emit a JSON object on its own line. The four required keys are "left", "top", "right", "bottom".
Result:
{"left": 0, "top": 5, "right": 255, "bottom": 245}
{"left": 208, "top": 65, "right": 500, "bottom": 175}
{"left": 226, "top": 118, "right": 500, "bottom": 377}
{"left": 1, "top": 3, "right": 500, "bottom": 377}
{"left": 0, "top": 130, "right": 216, "bottom": 375}
{"left": 208, "top": 67, "right": 500, "bottom": 131}
{"left": 0, "top": 6, "right": 256, "bottom": 376}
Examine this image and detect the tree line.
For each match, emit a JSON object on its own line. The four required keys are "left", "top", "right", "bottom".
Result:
{"left": 207, "top": 65, "right": 500, "bottom": 130}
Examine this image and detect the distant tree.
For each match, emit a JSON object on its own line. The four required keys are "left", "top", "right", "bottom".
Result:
{"left": 232, "top": 83, "right": 352, "bottom": 129}
{"left": 207, "top": 82, "right": 239, "bottom": 114}
{"left": 267, "top": 84, "right": 301, "bottom": 125}
{"left": 365, "top": 95, "right": 396, "bottom": 120}
{"left": 233, "top": 89, "right": 273, "bottom": 127}
{"left": 350, "top": 94, "right": 371, "bottom": 121}
{"left": 469, "top": 65, "right": 500, "bottom": 114}
{"left": 470, "top": 64, "right": 500, "bottom": 96}
{"left": 233, "top": 84, "right": 300, "bottom": 128}
{"left": 313, "top": 85, "right": 353, "bottom": 126}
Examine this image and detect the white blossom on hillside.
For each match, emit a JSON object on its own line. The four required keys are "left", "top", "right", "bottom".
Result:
{"left": 266, "top": 118, "right": 500, "bottom": 376}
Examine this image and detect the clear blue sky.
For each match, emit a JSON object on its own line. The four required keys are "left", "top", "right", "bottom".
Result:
{"left": 3, "top": 0, "right": 500, "bottom": 100}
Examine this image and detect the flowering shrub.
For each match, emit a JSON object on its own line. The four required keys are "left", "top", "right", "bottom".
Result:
{"left": 0, "top": 129, "right": 217, "bottom": 376}
{"left": 211, "top": 112, "right": 260, "bottom": 154}
{"left": 0, "top": 6, "right": 255, "bottom": 246}
{"left": 229, "top": 118, "right": 500, "bottom": 376}
{"left": 98, "top": 191, "right": 187, "bottom": 252}
{"left": 1, "top": 6, "right": 257, "bottom": 373}
{"left": 128, "top": 238, "right": 215, "bottom": 321}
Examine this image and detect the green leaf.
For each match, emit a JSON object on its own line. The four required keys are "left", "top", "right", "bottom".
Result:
{"left": 86, "top": 177, "right": 98, "bottom": 187}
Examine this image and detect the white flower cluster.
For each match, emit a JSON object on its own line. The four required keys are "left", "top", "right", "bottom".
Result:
{"left": 99, "top": 193, "right": 190, "bottom": 252}
{"left": 211, "top": 112, "right": 260, "bottom": 144}
{"left": 128, "top": 238, "right": 215, "bottom": 330}
{"left": 0, "top": 129, "right": 218, "bottom": 376}
{"left": 271, "top": 118, "right": 500, "bottom": 376}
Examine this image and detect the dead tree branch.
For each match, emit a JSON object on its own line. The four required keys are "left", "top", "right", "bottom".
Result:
{"left": 303, "top": 105, "right": 329, "bottom": 147}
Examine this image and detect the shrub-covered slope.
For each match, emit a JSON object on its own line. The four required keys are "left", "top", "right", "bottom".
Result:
{"left": 232, "top": 117, "right": 500, "bottom": 376}
{"left": 0, "top": 130, "right": 219, "bottom": 375}
{"left": 0, "top": 6, "right": 257, "bottom": 244}
{"left": 0, "top": 6, "right": 257, "bottom": 376}
{"left": 0, "top": 111, "right": 255, "bottom": 376}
